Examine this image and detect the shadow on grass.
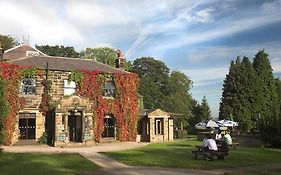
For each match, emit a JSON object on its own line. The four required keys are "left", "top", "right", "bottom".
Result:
{"left": 166, "top": 143, "right": 193, "bottom": 147}
{"left": 0, "top": 153, "right": 99, "bottom": 175}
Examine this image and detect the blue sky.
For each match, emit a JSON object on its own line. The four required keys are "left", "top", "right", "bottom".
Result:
{"left": 1, "top": 0, "right": 281, "bottom": 117}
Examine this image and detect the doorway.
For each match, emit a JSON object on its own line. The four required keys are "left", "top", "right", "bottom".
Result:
{"left": 68, "top": 111, "right": 82, "bottom": 142}
{"left": 19, "top": 113, "right": 36, "bottom": 140}
{"left": 102, "top": 115, "right": 115, "bottom": 138}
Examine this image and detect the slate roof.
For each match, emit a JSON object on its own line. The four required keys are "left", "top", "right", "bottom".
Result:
{"left": 8, "top": 55, "right": 129, "bottom": 74}
{"left": 3, "top": 44, "right": 46, "bottom": 61}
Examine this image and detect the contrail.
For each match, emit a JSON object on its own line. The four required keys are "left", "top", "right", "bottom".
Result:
{"left": 125, "top": 1, "right": 202, "bottom": 58}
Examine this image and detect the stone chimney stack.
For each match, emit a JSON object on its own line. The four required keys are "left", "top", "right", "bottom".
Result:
{"left": 115, "top": 49, "right": 124, "bottom": 69}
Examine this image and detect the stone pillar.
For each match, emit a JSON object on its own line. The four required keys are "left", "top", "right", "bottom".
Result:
{"left": 168, "top": 118, "right": 173, "bottom": 141}
{"left": 35, "top": 111, "right": 44, "bottom": 140}
{"left": 149, "top": 117, "right": 155, "bottom": 142}
{"left": 164, "top": 117, "right": 169, "bottom": 141}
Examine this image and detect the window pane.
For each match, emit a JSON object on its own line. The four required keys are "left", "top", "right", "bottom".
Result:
{"left": 20, "top": 79, "right": 36, "bottom": 95}
{"left": 64, "top": 80, "right": 76, "bottom": 95}
{"left": 103, "top": 81, "right": 115, "bottom": 97}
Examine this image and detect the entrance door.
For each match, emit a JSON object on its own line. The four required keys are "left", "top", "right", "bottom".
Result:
{"left": 68, "top": 112, "right": 82, "bottom": 142}
{"left": 19, "top": 113, "right": 36, "bottom": 140}
{"left": 102, "top": 115, "right": 115, "bottom": 138}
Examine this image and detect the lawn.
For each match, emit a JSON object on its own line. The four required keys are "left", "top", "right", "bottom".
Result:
{"left": 0, "top": 153, "right": 99, "bottom": 175}
{"left": 224, "top": 169, "right": 281, "bottom": 175}
{"left": 103, "top": 139, "right": 281, "bottom": 170}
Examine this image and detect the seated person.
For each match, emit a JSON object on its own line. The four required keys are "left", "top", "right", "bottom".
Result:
{"left": 218, "top": 139, "right": 229, "bottom": 153}
{"left": 203, "top": 134, "right": 218, "bottom": 152}
{"left": 202, "top": 134, "right": 209, "bottom": 148}
{"left": 224, "top": 131, "right": 232, "bottom": 145}
{"left": 215, "top": 131, "right": 222, "bottom": 140}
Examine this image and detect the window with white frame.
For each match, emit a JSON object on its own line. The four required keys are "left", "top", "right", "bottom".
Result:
{"left": 64, "top": 80, "right": 76, "bottom": 96}
{"left": 20, "top": 79, "right": 36, "bottom": 95}
{"left": 26, "top": 51, "right": 40, "bottom": 57}
{"left": 103, "top": 81, "right": 115, "bottom": 97}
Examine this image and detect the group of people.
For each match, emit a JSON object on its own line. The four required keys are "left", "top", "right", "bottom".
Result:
{"left": 202, "top": 130, "right": 232, "bottom": 153}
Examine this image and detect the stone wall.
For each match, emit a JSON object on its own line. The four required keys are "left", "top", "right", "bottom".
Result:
{"left": 13, "top": 70, "right": 84, "bottom": 145}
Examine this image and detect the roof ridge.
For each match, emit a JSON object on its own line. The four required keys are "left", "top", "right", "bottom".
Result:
{"left": 38, "top": 55, "right": 130, "bottom": 74}
{"left": 8, "top": 55, "right": 131, "bottom": 74}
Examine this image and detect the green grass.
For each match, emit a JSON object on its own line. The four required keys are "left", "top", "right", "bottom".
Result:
{"left": 0, "top": 153, "right": 99, "bottom": 175}
{"left": 103, "top": 140, "right": 281, "bottom": 170}
{"left": 224, "top": 169, "right": 281, "bottom": 175}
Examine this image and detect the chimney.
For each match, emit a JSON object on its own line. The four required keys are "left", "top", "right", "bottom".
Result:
{"left": 115, "top": 49, "right": 124, "bottom": 69}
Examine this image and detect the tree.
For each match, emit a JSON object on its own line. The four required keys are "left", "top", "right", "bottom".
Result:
{"left": 199, "top": 96, "right": 211, "bottom": 121}
{"left": 219, "top": 58, "right": 241, "bottom": 121}
{"left": 253, "top": 50, "right": 277, "bottom": 120}
{"left": 275, "top": 78, "right": 281, "bottom": 113}
{"left": 80, "top": 47, "right": 132, "bottom": 71}
{"left": 133, "top": 57, "right": 169, "bottom": 109}
{"left": 0, "top": 34, "right": 18, "bottom": 51}
{"left": 161, "top": 71, "right": 193, "bottom": 130}
{"left": 80, "top": 47, "right": 116, "bottom": 66}
{"left": 35, "top": 45, "right": 79, "bottom": 58}
{"left": 138, "top": 77, "right": 164, "bottom": 109}
{"left": 133, "top": 57, "right": 169, "bottom": 90}
{"left": 219, "top": 57, "right": 256, "bottom": 131}
{"left": 238, "top": 57, "right": 259, "bottom": 130}
{"left": 0, "top": 78, "right": 7, "bottom": 144}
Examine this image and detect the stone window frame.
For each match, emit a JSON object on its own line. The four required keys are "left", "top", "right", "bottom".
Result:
{"left": 20, "top": 78, "right": 36, "bottom": 95}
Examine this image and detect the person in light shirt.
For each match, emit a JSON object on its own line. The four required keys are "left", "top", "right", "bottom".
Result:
{"left": 224, "top": 131, "right": 232, "bottom": 145}
{"left": 203, "top": 134, "right": 218, "bottom": 152}
{"left": 215, "top": 130, "right": 222, "bottom": 140}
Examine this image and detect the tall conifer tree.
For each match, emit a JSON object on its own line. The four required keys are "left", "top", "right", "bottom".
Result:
{"left": 253, "top": 50, "right": 277, "bottom": 119}
{"left": 200, "top": 96, "right": 211, "bottom": 121}
{"left": 219, "top": 58, "right": 241, "bottom": 121}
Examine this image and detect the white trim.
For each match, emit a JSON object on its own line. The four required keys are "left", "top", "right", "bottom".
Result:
{"left": 4, "top": 44, "right": 47, "bottom": 56}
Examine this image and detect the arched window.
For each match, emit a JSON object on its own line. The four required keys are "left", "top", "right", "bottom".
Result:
{"left": 103, "top": 81, "right": 115, "bottom": 97}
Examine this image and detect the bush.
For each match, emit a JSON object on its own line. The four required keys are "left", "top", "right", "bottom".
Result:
{"left": 257, "top": 114, "right": 281, "bottom": 148}
{"left": 174, "top": 130, "right": 187, "bottom": 139}
{"left": 38, "top": 132, "right": 48, "bottom": 144}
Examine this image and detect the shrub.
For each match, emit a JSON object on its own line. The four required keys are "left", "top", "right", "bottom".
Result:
{"left": 38, "top": 132, "right": 48, "bottom": 144}
{"left": 174, "top": 129, "right": 187, "bottom": 139}
{"left": 257, "top": 114, "right": 281, "bottom": 148}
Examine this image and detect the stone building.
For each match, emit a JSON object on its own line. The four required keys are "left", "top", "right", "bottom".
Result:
{"left": 2, "top": 44, "right": 177, "bottom": 146}
{"left": 3, "top": 44, "right": 132, "bottom": 146}
{"left": 138, "top": 109, "right": 179, "bottom": 142}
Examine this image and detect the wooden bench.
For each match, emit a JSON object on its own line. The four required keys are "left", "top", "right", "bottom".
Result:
{"left": 229, "top": 142, "right": 239, "bottom": 149}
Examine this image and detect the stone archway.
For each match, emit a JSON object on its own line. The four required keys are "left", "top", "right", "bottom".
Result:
{"left": 54, "top": 95, "right": 95, "bottom": 146}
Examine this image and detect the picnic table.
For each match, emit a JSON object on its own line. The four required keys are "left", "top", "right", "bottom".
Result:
{"left": 229, "top": 138, "right": 239, "bottom": 149}
{"left": 191, "top": 144, "right": 229, "bottom": 161}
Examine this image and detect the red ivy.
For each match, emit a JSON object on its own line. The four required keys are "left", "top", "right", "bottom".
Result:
{"left": 0, "top": 62, "right": 139, "bottom": 144}
{"left": 0, "top": 62, "right": 26, "bottom": 145}
{"left": 76, "top": 71, "right": 139, "bottom": 142}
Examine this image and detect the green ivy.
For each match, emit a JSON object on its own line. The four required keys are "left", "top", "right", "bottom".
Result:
{"left": 20, "top": 68, "right": 37, "bottom": 79}
{"left": 68, "top": 70, "right": 84, "bottom": 83}
{"left": 0, "top": 78, "right": 7, "bottom": 144}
